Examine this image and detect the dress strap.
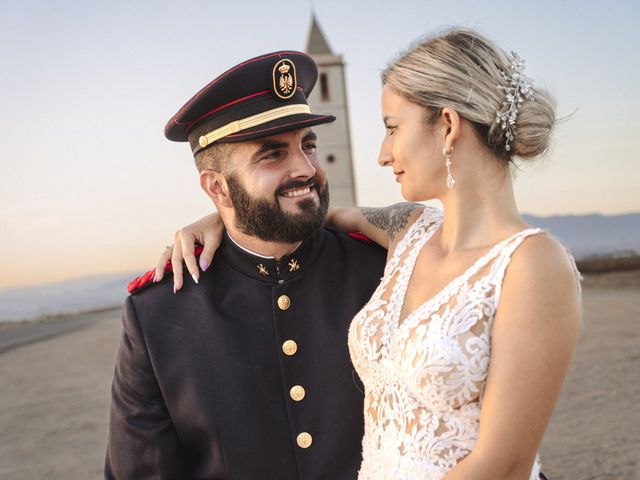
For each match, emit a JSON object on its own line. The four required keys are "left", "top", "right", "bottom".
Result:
{"left": 490, "top": 228, "right": 545, "bottom": 305}
{"left": 490, "top": 228, "right": 584, "bottom": 326}
{"left": 446, "top": 228, "right": 544, "bottom": 293}
{"left": 391, "top": 207, "right": 443, "bottom": 260}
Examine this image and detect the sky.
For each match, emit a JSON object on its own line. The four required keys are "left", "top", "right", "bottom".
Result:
{"left": 0, "top": 0, "right": 639, "bottom": 289}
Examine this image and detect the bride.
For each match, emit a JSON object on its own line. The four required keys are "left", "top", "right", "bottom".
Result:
{"left": 154, "top": 29, "right": 581, "bottom": 479}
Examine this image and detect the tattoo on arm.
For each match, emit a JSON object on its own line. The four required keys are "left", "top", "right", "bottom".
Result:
{"left": 388, "top": 204, "right": 421, "bottom": 241}
{"left": 360, "top": 203, "right": 422, "bottom": 242}
{"left": 360, "top": 207, "right": 390, "bottom": 231}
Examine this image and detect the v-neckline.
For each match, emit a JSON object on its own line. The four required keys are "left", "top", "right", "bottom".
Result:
{"left": 392, "top": 211, "right": 538, "bottom": 329}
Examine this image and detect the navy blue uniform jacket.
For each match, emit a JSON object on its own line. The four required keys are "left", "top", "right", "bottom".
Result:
{"left": 105, "top": 227, "right": 386, "bottom": 479}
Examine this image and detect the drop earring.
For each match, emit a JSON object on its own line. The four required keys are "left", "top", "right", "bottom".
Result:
{"left": 443, "top": 146, "right": 455, "bottom": 189}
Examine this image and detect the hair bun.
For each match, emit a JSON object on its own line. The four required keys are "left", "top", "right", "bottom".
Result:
{"left": 509, "top": 87, "right": 556, "bottom": 159}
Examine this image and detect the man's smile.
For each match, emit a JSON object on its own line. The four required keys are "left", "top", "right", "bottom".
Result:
{"left": 280, "top": 185, "right": 314, "bottom": 198}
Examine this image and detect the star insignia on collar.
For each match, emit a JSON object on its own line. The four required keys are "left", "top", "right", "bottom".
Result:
{"left": 257, "top": 264, "right": 269, "bottom": 276}
{"left": 288, "top": 259, "right": 300, "bottom": 272}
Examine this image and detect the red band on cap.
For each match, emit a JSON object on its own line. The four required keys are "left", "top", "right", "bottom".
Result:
{"left": 182, "top": 90, "right": 269, "bottom": 132}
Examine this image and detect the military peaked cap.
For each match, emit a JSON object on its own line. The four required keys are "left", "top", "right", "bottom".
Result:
{"left": 165, "top": 51, "right": 335, "bottom": 155}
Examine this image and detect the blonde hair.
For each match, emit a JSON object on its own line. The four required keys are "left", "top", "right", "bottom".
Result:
{"left": 382, "top": 28, "right": 556, "bottom": 160}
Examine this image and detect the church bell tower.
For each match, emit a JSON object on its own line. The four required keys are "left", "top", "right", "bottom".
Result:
{"left": 305, "top": 15, "right": 357, "bottom": 206}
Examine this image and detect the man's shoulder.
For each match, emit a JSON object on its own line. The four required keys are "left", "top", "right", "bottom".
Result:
{"left": 123, "top": 270, "right": 214, "bottom": 334}
{"left": 323, "top": 227, "right": 387, "bottom": 263}
{"left": 127, "top": 245, "right": 210, "bottom": 296}
{"left": 123, "top": 278, "right": 176, "bottom": 329}
{"left": 322, "top": 227, "right": 385, "bottom": 252}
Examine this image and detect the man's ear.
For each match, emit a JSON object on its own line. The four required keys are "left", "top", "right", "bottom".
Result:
{"left": 200, "top": 170, "right": 233, "bottom": 209}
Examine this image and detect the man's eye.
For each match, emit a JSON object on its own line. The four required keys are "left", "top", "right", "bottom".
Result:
{"left": 385, "top": 125, "right": 397, "bottom": 135}
{"left": 263, "top": 150, "right": 285, "bottom": 160}
{"left": 303, "top": 142, "right": 317, "bottom": 152}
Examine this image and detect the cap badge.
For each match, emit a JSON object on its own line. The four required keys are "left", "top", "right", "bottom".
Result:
{"left": 273, "top": 59, "right": 297, "bottom": 100}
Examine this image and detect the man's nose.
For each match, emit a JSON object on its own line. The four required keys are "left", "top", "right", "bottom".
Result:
{"left": 289, "top": 149, "right": 317, "bottom": 179}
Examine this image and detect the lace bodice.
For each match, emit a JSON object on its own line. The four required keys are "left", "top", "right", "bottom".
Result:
{"left": 349, "top": 207, "right": 546, "bottom": 480}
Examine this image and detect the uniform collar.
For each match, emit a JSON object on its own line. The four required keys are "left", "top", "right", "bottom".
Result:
{"left": 219, "top": 229, "right": 323, "bottom": 282}
{"left": 226, "top": 233, "right": 301, "bottom": 260}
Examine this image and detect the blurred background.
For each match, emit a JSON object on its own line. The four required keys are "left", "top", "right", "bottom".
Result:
{"left": 1, "top": 0, "right": 638, "bottom": 478}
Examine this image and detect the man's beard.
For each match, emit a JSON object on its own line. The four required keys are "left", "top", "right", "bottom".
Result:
{"left": 226, "top": 174, "right": 330, "bottom": 243}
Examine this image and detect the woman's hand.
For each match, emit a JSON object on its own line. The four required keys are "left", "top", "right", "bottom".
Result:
{"left": 154, "top": 212, "right": 224, "bottom": 291}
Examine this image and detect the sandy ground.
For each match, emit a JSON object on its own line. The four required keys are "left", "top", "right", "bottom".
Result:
{"left": 539, "top": 273, "right": 640, "bottom": 480}
{"left": 0, "top": 272, "right": 638, "bottom": 479}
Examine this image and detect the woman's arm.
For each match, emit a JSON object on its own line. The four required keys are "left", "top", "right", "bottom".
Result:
{"left": 327, "top": 203, "right": 424, "bottom": 253}
{"left": 444, "top": 234, "right": 581, "bottom": 480}
{"left": 158, "top": 203, "right": 423, "bottom": 291}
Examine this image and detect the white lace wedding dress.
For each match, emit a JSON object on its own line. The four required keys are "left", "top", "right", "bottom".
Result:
{"left": 349, "top": 207, "right": 570, "bottom": 480}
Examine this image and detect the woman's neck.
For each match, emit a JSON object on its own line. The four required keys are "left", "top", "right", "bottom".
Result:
{"left": 437, "top": 164, "right": 526, "bottom": 254}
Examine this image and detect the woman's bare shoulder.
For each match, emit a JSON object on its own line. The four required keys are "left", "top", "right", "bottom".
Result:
{"left": 510, "top": 231, "right": 579, "bottom": 283}
{"left": 501, "top": 231, "right": 582, "bottom": 327}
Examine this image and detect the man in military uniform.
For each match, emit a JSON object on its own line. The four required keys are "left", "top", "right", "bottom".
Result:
{"left": 105, "top": 51, "right": 386, "bottom": 479}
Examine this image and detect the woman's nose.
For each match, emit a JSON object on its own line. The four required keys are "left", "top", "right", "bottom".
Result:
{"left": 378, "top": 141, "right": 392, "bottom": 167}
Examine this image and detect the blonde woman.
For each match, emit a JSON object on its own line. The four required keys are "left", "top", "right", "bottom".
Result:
{"left": 155, "top": 29, "right": 581, "bottom": 479}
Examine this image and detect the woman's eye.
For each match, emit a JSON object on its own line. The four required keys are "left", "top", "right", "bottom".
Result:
{"left": 385, "top": 125, "right": 397, "bottom": 135}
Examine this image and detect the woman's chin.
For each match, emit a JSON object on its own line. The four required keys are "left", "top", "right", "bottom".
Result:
{"left": 400, "top": 186, "right": 433, "bottom": 203}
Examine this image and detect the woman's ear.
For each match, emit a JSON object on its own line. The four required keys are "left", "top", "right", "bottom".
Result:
{"left": 440, "top": 107, "right": 461, "bottom": 151}
{"left": 200, "top": 170, "right": 233, "bottom": 209}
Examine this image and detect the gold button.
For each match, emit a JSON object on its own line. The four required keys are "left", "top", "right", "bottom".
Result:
{"left": 282, "top": 340, "right": 297, "bottom": 356}
{"left": 296, "top": 432, "right": 313, "bottom": 449}
{"left": 277, "top": 295, "right": 291, "bottom": 310}
{"left": 198, "top": 136, "right": 208, "bottom": 148}
{"left": 290, "top": 385, "right": 306, "bottom": 401}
